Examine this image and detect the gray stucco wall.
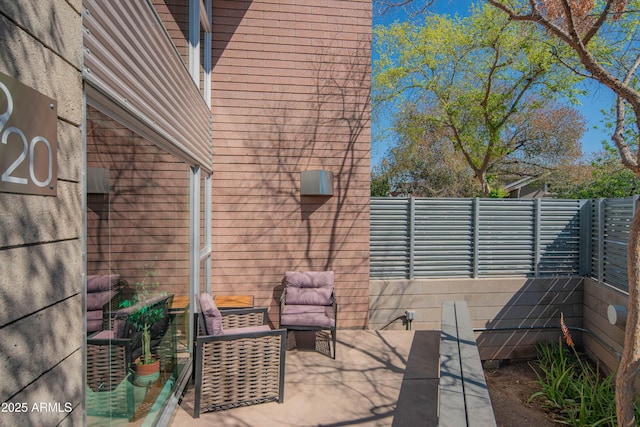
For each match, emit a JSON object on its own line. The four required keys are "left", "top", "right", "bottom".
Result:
{"left": 0, "top": 1, "right": 84, "bottom": 425}
{"left": 370, "top": 277, "right": 584, "bottom": 360}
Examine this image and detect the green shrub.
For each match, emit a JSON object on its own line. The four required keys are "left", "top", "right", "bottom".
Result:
{"left": 529, "top": 341, "right": 639, "bottom": 426}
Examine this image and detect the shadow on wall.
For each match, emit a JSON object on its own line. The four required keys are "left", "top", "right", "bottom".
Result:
{"left": 300, "top": 40, "right": 371, "bottom": 270}
{"left": 209, "top": 0, "right": 253, "bottom": 69}
{"left": 476, "top": 277, "right": 584, "bottom": 361}
{"left": 266, "top": 38, "right": 371, "bottom": 315}
{"left": 211, "top": 30, "right": 372, "bottom": 325}
{"left": 0, "top": 2, "right": 83, "bottom": 425}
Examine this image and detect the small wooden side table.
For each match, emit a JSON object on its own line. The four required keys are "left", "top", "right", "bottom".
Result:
{"left": 214, "top": 295, "right": 254, "bottom": 309}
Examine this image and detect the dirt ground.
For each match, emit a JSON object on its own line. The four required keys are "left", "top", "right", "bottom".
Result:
{"left": 485, "top": 361, "right": 557, "bottom": 427}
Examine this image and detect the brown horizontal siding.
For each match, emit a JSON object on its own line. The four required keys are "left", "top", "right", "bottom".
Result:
{"left": 152, "top": 0, "right": 189, "bottom": 66}
{"left": 210, "top": 0, "right": 371, "bottom": 328}
{"left": 86, "top": 108, "right": 190, "bottom": 297}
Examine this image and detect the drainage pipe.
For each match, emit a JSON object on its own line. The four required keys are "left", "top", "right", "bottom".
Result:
{"left": 379, "top": 315, "right": 408, "bottom": 330}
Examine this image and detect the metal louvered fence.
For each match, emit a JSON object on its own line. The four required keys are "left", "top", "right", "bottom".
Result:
{"left": 370, "top": 197, "right": 638, "bottom": 291}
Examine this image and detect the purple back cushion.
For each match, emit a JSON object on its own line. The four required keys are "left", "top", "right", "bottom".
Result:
{"left": 200, "top": 293, "right": 224, "bottom": 336}
{"left": 87, "top": 274, "right": 120, "bottom": 292}
{"left": 285, "top": 271, "right": 334, "bottom": 306}
{"left": 87, "top": 290, "right": 114, "bottom": 310}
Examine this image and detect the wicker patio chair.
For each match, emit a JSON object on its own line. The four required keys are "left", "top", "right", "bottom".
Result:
{"left": 193, "top": 293, "right": 286, "bottom": 417}
{"left": 86, "top": 294, "right": 173, "bottom": 419}
{"left": 279, "top": 271, "right": 337, "bottom": 358}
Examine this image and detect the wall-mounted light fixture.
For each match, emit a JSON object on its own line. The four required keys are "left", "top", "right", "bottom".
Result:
{"left": 300, "top": 170, "right": 333, "bottom": 196}
{"left": 87, "top": 167, "right": 110, "bottom": 194}
{"left": 608, "top": 305, "right": 627, "bottom": 327}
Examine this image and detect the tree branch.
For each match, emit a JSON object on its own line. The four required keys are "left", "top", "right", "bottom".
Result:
{"left": 583, "top": 0, "right": 614, "bottom": 45}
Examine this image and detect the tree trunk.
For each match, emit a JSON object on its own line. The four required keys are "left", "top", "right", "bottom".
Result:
{"left": 616, "top": 200, "right": 640, "bottom": 427}
{"left": 477, "top": 171, "right": 490, "bottom": 196}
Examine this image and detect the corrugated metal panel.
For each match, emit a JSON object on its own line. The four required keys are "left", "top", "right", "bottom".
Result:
{"left": 602, "top": 197, "right": 634, "bottom": 290}
{"left": 413, "top": 198, "right": 474, "bottom": 278}
{"left": 477, "top": 199, "right": 536, "bottom": 276}
{"left": 370, "top": 198, "right": 410, "bottom": 278}
{"left": 370, "top": 197, "right": 586, "bottom": 280}
{"left": 370, "top": 196, "right": 637, "bottom": 285}
{"left": 590, "top": 199, "right": 602, "bottom": 281}
{"left": 538, "top": 199, "right": 582, "bottom": 275}
{"left": 83, "top": 0, "right": 212, "bottom": 172}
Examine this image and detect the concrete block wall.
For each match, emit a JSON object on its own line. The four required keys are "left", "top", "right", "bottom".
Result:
{"left": 0, "top": 1, "right": 84, "bottom": 425}
{"left": 210, "top": 0, "right": 372, "bottom": 328}
{"left": 370, "top": 277, "right": 584, "bottom": 360}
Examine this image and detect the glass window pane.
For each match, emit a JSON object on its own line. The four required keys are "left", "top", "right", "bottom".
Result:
{"left": 86, "top": 106, "right": 190, "bottom": 424}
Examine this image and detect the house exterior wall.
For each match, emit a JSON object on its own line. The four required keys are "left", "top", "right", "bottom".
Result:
{"left": 152, "top": 1, "right": 189, "bottom": 67}
{"left": 210, "top": 0, "right": 372, "bottom": 328}
{"left": 370, "top": 277, "right": 584, "bottom": 360}
{"left": 0, "top": 1, "right": 84, "bottom": 425}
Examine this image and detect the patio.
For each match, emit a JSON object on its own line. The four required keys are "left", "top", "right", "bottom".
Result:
{"left": 170, "top": 330, "right": 439, "bottom": 427}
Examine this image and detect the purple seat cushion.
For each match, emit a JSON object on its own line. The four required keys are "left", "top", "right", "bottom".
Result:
{"left": 87, "top": 274, "right": 120, "bottom": 292}
{"left": 87, "top": 310, "right": 104, "bottom": 333}
{"left": 200, "top": 293, "right": 224, "bottom": 336}
{"left": 280, "top": 304, "right": 335, "bottom": 328}
{"left": 285, "top": 271, "right": 334, "bottom": 306}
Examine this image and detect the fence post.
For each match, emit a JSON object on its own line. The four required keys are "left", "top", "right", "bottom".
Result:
{"left": 409, "top": 196, "right": 415, "bottom": 280}
{"left": 473, "top": 198, "right": 479, "bottom": 279}
{"left": 578, "top": 199, "right": 591, "bottom": 276}
{"left": 597, "top": 198, "right": 604, "bottom": 283}
{"left": 534, "top": 199, "right": 541, "bottom": 277}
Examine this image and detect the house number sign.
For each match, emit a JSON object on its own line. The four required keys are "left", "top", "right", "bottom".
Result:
{"left": 0, "top": 71, "right": 57, "bottom": 196}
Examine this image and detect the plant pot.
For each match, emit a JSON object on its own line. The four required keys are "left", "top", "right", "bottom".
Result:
{"left": 133, "top": 358, "right": 160, "bottom": 386}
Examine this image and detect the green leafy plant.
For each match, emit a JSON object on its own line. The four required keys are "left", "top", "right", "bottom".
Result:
{"left": 120, "top": 265, "right": 165, "bottom": 366}
{"left": 529, "top": 314, "right": 640, "bottom": 426}
{"left": 123, "top": 299, "right": 165, "bottom": 366}
{"left": 120, "top": 295, "right": 164, "bottom": 365}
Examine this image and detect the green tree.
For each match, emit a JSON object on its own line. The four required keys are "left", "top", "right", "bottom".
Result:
{"left": 553, "top": 150, "right": 640, "bottom": 199}
{"left": 485, "top": 1, "right": 640, "bottom": 424}
{"left": 373, "top": 3, "right": 584, "bottom": 195}
{"left": 371, "top": 168, "right": 392, "bottom": 196}
{"left": 374, "top": 103, "right": 480, "bottom": 196}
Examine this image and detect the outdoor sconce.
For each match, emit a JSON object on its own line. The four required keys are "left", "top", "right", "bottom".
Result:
{"left": 608, "top": 304, "right": 627, "bottom": 327}
{"left": 86, "top": 167, "right": 110, "bottom": 194}
{"left": 300, "top": 170, "right": 333, "bottom": 196}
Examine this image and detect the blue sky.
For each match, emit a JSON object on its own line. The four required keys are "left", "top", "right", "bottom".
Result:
{"left": 371, "top": 1, "right": 616, "bottom": 168}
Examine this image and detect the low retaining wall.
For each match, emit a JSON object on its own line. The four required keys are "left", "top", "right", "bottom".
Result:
{"left": 370, "top": 277, "right": 584, "bottom": 360}
{"left": 583, "top": 277, "right": 625, "bottom": 375}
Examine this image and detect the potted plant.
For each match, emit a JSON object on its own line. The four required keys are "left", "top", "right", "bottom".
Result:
{"left": 123, "top": 298, "right": 166, "bottom": 386}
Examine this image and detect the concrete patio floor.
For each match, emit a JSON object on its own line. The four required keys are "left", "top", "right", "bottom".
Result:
{"left": 169, "top": 329, "right": 437, "bottom": 427}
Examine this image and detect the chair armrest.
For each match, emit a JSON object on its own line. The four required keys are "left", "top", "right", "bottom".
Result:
{"left": 197, "top": 327, "right": 286, "bottom": 344}
{"left": 331, "top": 290, "right": 338, "bottom": 311}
